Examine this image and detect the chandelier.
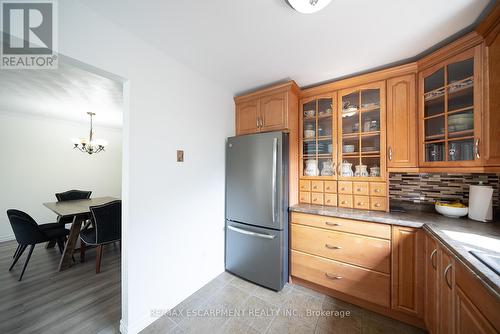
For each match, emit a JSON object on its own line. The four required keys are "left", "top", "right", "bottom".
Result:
{"left": 71, "top": 112, "right": 108, "bottom": 154}
{"left": 286, "top": 0, "right": 333, "bottom": 14}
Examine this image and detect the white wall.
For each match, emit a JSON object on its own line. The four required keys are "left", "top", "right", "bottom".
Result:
{"left": 0, "top": 111, "right": 122, "bottom": 241}
{"left": 58, "top": 1, "right": 235, "bottom": 333}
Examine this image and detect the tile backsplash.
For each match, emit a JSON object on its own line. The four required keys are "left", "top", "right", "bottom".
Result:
{"left": 389, "top": 173, "right": 500, "bottom": 207}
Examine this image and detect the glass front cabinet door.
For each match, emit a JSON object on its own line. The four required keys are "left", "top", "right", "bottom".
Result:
{"left": 300, "top": 94, "right": 337, "bottom": 179}
{"left": 338, "top": 81, "right": 386, "bottom": 181}
{"left": 419, "top": 46, "right": 482, "bottom": 167}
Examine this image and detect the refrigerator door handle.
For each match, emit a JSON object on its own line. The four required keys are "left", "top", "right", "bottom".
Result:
{"left": 272, "top": 137, "right": 278, "bottom": 224}
{"left": 227, "top": 225, "right": 276, "bottom": 240}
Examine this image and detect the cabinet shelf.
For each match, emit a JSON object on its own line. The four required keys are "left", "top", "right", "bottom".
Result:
{"left": 343, "top": 131, "right": 381, "bottom": 138}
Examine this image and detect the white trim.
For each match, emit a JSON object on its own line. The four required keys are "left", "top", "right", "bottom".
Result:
{"left": 0, "top": 234, "right": 15, "bottom": 242}
{"left": 120, "top": 312, "right": 156, "bottom": 334}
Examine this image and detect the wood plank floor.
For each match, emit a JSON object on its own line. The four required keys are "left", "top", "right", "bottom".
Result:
{"left": 0, "top": 240, "right": 121, "bottom": 334}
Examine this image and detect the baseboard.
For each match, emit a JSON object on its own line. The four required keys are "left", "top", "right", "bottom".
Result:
{"left": 0, "top": 234, "right": 15, "bottom": 242}
{"left": 120, "top": 312, "right": 157, "bottom": 334}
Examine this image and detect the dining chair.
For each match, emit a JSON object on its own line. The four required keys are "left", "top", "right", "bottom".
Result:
{"left": 7, "top": 209, "right": 70, "bottom": 281}
{"left": 46, "top": 190, "right": 92, "bottom": 249}
{"left": 80, "top": 200, "right": 121, "bottom": 273}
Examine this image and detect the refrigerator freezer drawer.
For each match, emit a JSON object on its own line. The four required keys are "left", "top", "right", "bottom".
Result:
{"left": 225, "top": 221, "right": 286, "bottom": 291}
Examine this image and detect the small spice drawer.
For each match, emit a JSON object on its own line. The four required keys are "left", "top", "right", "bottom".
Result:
{"left": 354, "top": 195, "right": 370, "bottom": 210}
{"left": 370, "top": 182, "right": 387, "bottom": 197}
{"left": 324, "top": 181, "right": 337, "bottom": 193}
{"left": 311, "top": 181, "right": 324, "bottom": 192}
{"left": 353, "top": 182, "right": 369, "bottom": 195}
{"left": 338, "top": 181, "right": 353, "bottom": 194}
{"left": 370, "top": 197, "right": 387, "bottom": 211}
{"left": 324, "top": 193, "right": 337, "bottom": 206}
{"left": 299, "top": 192, "right": 311, "bottom": 204}
{"left": 299, "top": 180, "right": 311, "bottom": 191}
{"left": 338, "top": 194, "right": 353, "bottom": 208}
{"left": 311, "top": 192, "right": 324, "bottom": 205}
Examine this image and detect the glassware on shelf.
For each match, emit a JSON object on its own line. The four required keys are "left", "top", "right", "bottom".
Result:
{"left": 354, "top": 164, "right": 369, "bottom": 177}
{"left": 320, "top": 160, "right": 335, "bottom": 176}
{"left": 370, "top": 165, "right": 380, "bottom": 177}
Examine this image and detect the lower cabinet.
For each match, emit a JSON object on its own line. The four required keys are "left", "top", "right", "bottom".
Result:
{"left": 424, "top": 230, "right": 500, "bottom": 334}
{"left": 290, "top": 213, "right": 500, "bottom": 332}
{"left": 391, "top": 226, "right": 424, "bottom": 318}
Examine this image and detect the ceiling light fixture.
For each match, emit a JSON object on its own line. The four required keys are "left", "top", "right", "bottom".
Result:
{"left": 71, "top": 112, "right": 108, "bottom": 154}
{"left": 286, "top": 0, "right": 333, "bottom": 14}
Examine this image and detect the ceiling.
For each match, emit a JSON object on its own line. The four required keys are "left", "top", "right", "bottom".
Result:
{"left": 79, "top": 0, "right": 492, "bottom": 95}
{"left": 0, "top": 62, "right": 123, "bottom": 127}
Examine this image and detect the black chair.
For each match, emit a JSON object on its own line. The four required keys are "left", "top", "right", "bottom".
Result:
{"left": 80, "top": 200, "right": 121, "bottom": 273}
{"left": 45, "top": 190, "right": 92, "bottom": 249}
{"left": 55, "top": 190, "right": 92, "bottom": 202}
{"left": 7, "top": 210, "right": 70, "bottom": 281}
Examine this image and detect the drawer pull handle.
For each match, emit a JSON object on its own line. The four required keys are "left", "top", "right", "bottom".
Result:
{"left": 341, "top": 201, "right": 347, "bottom": 204}
{"left": 374, "top": 203, "right": 381, "bottom": 208}
{"left": 326, "top": 200, "right": 331, "bottom": 203}
{"left": 341, "top": 187, "right": 346, "bottom": 191}
{"left": 356, "top": 188, "right": 361, "bottom": 192}
{"left": 357, "top": 202, "right": 364, "bottom": 206}
{"left": 444, "top": 263, "right": 453, "bottom": 289}
{"left": 313, "top": 186, "right": 317, "bottom": 189}
{"left": 374, "top": 189, "right": 381, "bottom": 193}
{"left": 313, "top": 198, "right": 317, "bottom": 202}
{"left": 325, "top": 244, "right": 342, "bottom": 250}
{"left": 326, "top": 187, "right": 330, "bottom": 190}
{"left": 430, "top": 249, "right": 438, "bottom": 270}
{"left": 325, "top": 273, "right": 342, "bottom": 280}
{"left": 325, "top": 222, "right": 340, "bottom": 226}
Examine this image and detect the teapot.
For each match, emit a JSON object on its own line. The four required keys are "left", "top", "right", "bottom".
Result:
{"left": 339, "top": 160, "right": 353, "bottom": 177}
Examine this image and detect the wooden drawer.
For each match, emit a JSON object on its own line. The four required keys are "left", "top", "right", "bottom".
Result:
{"left": 354, "top": 195, "right": 370, "bottom": 210}
{"left": 370, "top": 197, "right": 387, "bottom": 211}
{"left": 299, "top": 180, "right": 311, "bottom": 191}
{"left": 291, "top": 224, "right": 391, "bottom": 273}
{"left": 338, "top": 181, "right": 353, "bottom": 194}
{"left": 311, "top": 192, "right": 324, "bottom": 205}
{"left": 291, "top": 250, "right": 390, "bottom": 307}
{"left": 290, "top": 212, "right": 391, "bottom": 240}
{"left": 338, "top": 194, "right": 353, "bottom": 208}
{"left": 353, "top": 182, "right": 369, "bottom": 195}
{"left": 299, "top": 192, "right": 311, "bottom": 204}
{"left": 324, "top": 181, "right": 337, "bottom": 193}
{"left": 370, "top": 182, "right": 387, "bottom": 197}
{"left": 324, "top": 193, "right": 337, "bottom": 206}
{"left": 311, "top": 181, "right": 324, "bottom": 192}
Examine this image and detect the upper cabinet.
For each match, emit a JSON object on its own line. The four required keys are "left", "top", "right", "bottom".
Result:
{"left": 234, "top": 81, "right": 299, "bottom": 136}
{"left": 419, "top": 46, "right": 483, "bottom": 167}
{"left": 387, "top": 74, "right": 418, "bottom": 169}
{"left": 338, "top": 81, "right": 386, "bottom": 180}
{"left": 300, "top": 94, "right": 337, "bottom": 179}
{"left": 235, "top": 99, "right": 260, "bottom": 135}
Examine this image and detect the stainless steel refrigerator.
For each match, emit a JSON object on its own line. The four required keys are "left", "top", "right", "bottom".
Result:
{"left": 225, "top": 131, "right": 289, "bottom": 291}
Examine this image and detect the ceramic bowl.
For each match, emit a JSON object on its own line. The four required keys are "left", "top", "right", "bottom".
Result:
{"left": 343, "top": 145, "right": 355, "bottom": 153}
{"left": 435, "top": 203, "right": 468, "bottom": 218}
{"left": 304, "top": 129, "right": 315, "bottom": 138}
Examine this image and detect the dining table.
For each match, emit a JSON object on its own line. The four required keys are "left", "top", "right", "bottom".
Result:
{"left": 43, "top": 196, "right": 118, "bottom": 271}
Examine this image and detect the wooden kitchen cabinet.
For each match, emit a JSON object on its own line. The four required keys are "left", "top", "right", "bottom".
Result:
{"left": 235, "top": 81, "right": 299, "bottom": 135}
{"left": 439, "top": 246, "right": 455, "bottom": 334}
{"left": 419, "top": 46, "right": 483, "bottom": 168}
{"left": 235, "top": 99, "right": 260, "bottom": 135}
{"left": 260, "top": 92, "right": 287, "bottom": 132}
{"left": 454, "top": 258, "right": 500, "bottom": 333}
{"left": 424, "top": 232, "right": 439, "bottom": 333}
{"left": 387, "top": 74, "right": 418, "bottom": 169}
{"left": 391, "top": 226, "right": 424, "bottom": 319}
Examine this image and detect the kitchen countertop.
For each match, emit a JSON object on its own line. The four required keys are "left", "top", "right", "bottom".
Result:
{"left": 290, "top": 204, "right": 500, "bottom": 297}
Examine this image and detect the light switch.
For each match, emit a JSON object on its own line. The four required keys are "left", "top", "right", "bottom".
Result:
{"left": 176, "top": 150, "right": 184, "bottom": 162}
